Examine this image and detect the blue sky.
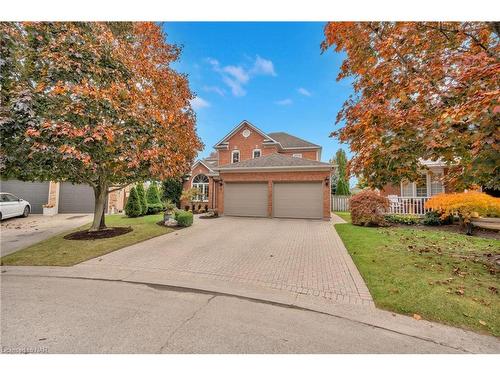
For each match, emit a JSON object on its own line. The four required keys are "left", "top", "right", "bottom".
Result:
{"left": 162, "top": 22, "right": 353, "bottom": 165}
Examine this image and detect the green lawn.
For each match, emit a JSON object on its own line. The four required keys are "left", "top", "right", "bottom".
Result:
{"left": 1, "top": 214, "right": 173, "bottom": 266}
{"left": 333, "top": 211, "right": 352, "bottom": 223}
{"left": 335, "top": 213, "right": 500, "bottom": 336}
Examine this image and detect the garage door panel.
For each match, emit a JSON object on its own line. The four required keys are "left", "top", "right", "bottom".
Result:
{"left": 59, "top": 183, "right": 95, "bottom": 213}
{"left": 273, "top": 182, "right": 322, "bottom": 219}
{"left": 0, "top": 180, "right": 50, "bottom": 214}
{"left": 224, "top": 183, "right": 267, "bottom": 217}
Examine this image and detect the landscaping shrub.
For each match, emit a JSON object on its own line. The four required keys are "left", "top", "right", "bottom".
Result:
{"left": 124, "top": 187, "right": 142, "bottom": 217}
{"left": 425, "top": 192, "right": 500, "bottom": 224}
{"left": 136, "top": 183, "right": 148, "bottom": 215}
{"left": 349, "top": 190, "right": 389, "bottom": 227}
{"left": 162, "top": 178, "right": 183, "bottom": 208}
{"left": 146, "top": 182, "right": 164, "bottom": 214}
{"left": 175, "top": 210, "right": 193, "bottom": 227}
{"left": 422, "top": 211, "right": 442, "bottom": 226}
{"left": 385, "top": 214, "right": 421, "bottom": 225}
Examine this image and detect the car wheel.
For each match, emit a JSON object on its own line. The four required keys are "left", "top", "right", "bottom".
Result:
{"left": 22, "top": 206, "right": 30, "bottom": 218}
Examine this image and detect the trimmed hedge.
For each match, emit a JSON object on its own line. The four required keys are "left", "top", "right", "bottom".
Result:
{"left": 385, "top": 214, "right": 421, "bottom": 225}
{"left": 125, "top": 187, "right": 142, "bottom": 217}
{"left": 136, "top": 183, "right": 148, "bottom": 215}
{"left": 146, "top": 183, "right": 164, "bottom": 214}
{"left": 175, "top": 210, "right": 193, "bottom": 227}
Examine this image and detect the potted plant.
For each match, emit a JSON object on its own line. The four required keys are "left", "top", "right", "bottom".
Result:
{"left": 163, "top": 199, "right": 177, "bottom": 222}
{"left": 43, "top": 204, "right": 57, "bottom": 216}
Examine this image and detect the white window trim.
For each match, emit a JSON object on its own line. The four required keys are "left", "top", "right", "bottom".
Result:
{"left": 252, "top": 149, "right": 261, "bottom": 158}
{"left": 191, "top": 174, "right": 209, "bottom": 202}
{"left": 400, "top": 170, "right": 444, "bottom": 197}
{"left": 231, "top": 150, "right": 240, "bottom": 164}
{"left": 292, "top": 153, "right": 302, "bottom": 158}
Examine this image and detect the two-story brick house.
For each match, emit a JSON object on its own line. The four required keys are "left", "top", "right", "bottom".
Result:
{"left": 182, "top": 120, "right": 332, "bottom": 219}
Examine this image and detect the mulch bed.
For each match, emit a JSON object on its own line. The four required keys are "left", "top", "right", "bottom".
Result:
{"left": 64, "top": 227, "right": 132, "bottom": 240}
{"left": 392, "top": 223, "right": 500, "bottom": 240}
{"left": 199, "top": 215, "right": 220, "bottom": 219}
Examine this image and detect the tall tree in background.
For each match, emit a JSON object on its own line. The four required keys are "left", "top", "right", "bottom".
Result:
{"left": 1, "top": 22, "right": 202, "bottom": 231}
{"left": 333, "top": 149, "right": 350, "bottom": 195}
{"left": 322, "top": 22, "right": 499, "bottom": 190}
{"left": 162, "top": 177, "right": 183, "bottom": 208}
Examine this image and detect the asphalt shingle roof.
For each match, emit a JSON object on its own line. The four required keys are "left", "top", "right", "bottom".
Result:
{"left": 216, "top": 153, "right": 330, "bottom": 169}
{"left": 267, "top": 132, "right": 321, "bottom": 149}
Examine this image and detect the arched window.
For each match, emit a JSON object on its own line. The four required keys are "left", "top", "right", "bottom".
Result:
{"left": 192, "top": 174, "right": 209, "bottom": 202}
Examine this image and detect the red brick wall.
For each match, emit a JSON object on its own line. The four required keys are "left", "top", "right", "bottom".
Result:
{"left": 280, "top": 150, "right": 318, "bottom": 161}
{"left": 218, "top": 124, "right": 270, "bottom": 165}
{"left": 380, "top": 183, "right": 400, "bottom": 197}
{"left": 216, "top": 170, "right": 331, "bottom": 219}
{"left": 181, "top": 163, "right": 215, "bottom": 210}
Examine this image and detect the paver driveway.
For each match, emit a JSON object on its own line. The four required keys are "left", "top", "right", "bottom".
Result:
{"left": 83, "top": 216, "right": 372, "bottom": 305}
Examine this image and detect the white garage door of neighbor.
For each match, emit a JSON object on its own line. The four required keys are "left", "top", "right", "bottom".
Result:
{"left": 224, "top": 182, "right": 268, "bottom": 217}
{"left": 273, "top": 182, "right": 323, "bottom": 219}
{"left": 0, "top": 179, "right": 50, "bottom": 214}
{"left": 58, "top": 183, "right": 95, "bottom": 213}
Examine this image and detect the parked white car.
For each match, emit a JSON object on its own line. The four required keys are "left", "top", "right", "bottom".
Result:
{"left": 0, "top": 192, "right": 31, "bottom": 220}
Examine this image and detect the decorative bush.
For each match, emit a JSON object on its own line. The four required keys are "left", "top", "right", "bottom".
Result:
{"left": 136, "top": 183, "right": 148, "bottom": 215}
{"left": 425, "top": 192, "right": 500, "bottom": 224}
{"left": 175, "top": 210, "right": 193, "bottom": 227}
{"left": 146, "top": 182, "right": 164, "bottom": 214}
{"left": 422, "top": 210, "right": 448, "bottom": 226}
{"left": 125, "top": 187, "right": 142, "bottom": 217}
{"left": 349, "top": 190, "right": 389, "bottom": 227}
{"left": 385, "top": 214, "right": 421, "bottom": 225}
{"left": 162, "top": 178, "right": 183, "bottom": 208}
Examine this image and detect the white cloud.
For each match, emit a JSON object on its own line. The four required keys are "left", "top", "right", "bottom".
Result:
{"left": 203, "top": 85, "right": 225, "bottom": 96}
{"left": 206, "top": 55, "right": 276, "bottom": 97}
{"left": 275, "top": 98, "right": 293, "bottom": 106}
{"left": 297, "top": 87, "right": 312, "bottom": 96}
{"left": 190, "top": 96, "right": 210, "bottom": 110}
{"left": 251, "top": 55, "right": 276, "bottom": 76}
{"left": 222, "top": 65, "right": 250, "bottom": 83}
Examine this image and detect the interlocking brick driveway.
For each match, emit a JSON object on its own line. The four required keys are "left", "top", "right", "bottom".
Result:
{"left": 83, "top": 216, "right": 373, "bottom": 305}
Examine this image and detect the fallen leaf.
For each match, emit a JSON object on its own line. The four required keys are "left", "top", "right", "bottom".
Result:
{"left": 479, "top": 320, "right": 487, "bottom": 326}
{"left": 413, "top": 314, "right": 421, "bottom": 320}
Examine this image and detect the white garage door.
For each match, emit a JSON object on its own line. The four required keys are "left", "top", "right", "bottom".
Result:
{"left": 58, "top": 183, "right": 95, "bottom": 213}
{"left": 224, "top": 182, "right": 268, "bottom": 217}
{"left": 0, "top": 179, "right": 50, "bottom": 214}
{"left": 273, "top": 182, "right": 323, "bottom": 219}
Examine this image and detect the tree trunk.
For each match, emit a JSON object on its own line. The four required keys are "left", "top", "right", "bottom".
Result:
{"left": 89, "top": 184, "right": 108, "bottom": 232}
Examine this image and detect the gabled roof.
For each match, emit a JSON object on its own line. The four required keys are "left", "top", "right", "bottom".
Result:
{"left": 215, "top": 153, "right": 331, "bottom": 171}
{"left": 191, "top": 159, "right": 216, "bottom": 173}
{"left": 213, "top": 120, "right": 278, "bottom": 149}
{"left": 267, "top": 132, "right": 321, "bottom": 149}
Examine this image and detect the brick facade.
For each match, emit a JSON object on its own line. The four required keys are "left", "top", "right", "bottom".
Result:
{"left": 181, "top": 162, "right": 216, "bottom": 211}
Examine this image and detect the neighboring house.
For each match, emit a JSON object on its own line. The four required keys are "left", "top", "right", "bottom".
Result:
{"left": 379, "top": 159, "right": 456, "bottom": 215}
{"left": 0, "top": 180, "right": 128, "bottom": 215}
{"left": 182, "top": 120, "right": 332, "bottom": 220}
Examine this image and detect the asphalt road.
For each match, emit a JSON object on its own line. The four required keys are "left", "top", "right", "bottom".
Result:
{"left": 0, "top": 275, "right": 463, "bottom": 354}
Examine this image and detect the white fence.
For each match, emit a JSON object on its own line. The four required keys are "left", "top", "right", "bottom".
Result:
{"left": 332, "top": 195, "right": 431, "bottom": 215}
{"left": 331, "top": 195, "right": 350, "bottom": 211}
{"left": 387, "top": 197, "right": 431, "bottom": 216}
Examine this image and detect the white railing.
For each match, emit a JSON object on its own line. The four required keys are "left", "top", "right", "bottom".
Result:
{"left": 387, "top": 197, "right": 431, "bottom": 216}
{"left": 331, "top": 195, "right": 350, "bottom": 211}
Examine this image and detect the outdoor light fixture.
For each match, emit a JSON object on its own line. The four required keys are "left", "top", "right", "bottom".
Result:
{"left": 324, "top": 176, "right": 330, "bottom": 186}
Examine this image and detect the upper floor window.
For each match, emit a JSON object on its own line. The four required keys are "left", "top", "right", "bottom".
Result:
{"left": 231, "top": 150, "right": 240, "bottom": 163}
{"left": 253, "top": 149, "right": 261, "bottom": 158}
{"left": 292, "top": 153, "right": 302, "bottom": 158}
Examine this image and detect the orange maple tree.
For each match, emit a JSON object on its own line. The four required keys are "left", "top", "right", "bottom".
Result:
{"left": 322, "top": 22, "right": 499, "bottom": 190}
{"left": 1, "top": 22, "right": 202, "bottom": 231}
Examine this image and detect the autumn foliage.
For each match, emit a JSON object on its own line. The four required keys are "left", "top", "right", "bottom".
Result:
{"left": 425, "top": 192, "right": 500, "bottom": 224}
{"left": 1, "top": 22, "right": 202, "bottom": 231}
{"left": 322, "top": 22, "right": 500, "bottom": 190}
{"left": 349, "top": 190, "right": 389, "bottom": 227}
